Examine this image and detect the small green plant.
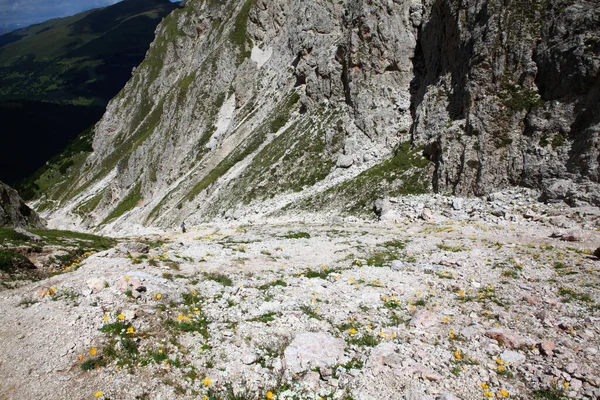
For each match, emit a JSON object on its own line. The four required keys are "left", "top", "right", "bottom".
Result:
{"left": 532, "top": 387, "right": 567, "bottom": 400}
{"left": 249, "top": 312, "right": 278, "bottom": 323}
{"left": 18, "top": 298, "right": 38, "bottom": 308}
{"left": 437, "top": 242, "right": 467, "bottom": 252}
{"left": 558, "top": 287, "right": 592, "bottom": 303}
{"left": 299, "top": 304, "right": 322, "bottom": 320}
{"left": 81, "top": 357, "right": 106, "bottom": 371}
{"left": 258, "top": 280, "right": 287, "bottom": 290}
{"left": 346, "top": 332, "right": 380, "bottom": 347}
{"left": 301, "top": 265, "right": 340, "bottom": 279}
{"left": 204, "top": 272, "right": 233, "bottom": 286}
{"left": 283, "top": 231, "right": 310, "bottom": 239}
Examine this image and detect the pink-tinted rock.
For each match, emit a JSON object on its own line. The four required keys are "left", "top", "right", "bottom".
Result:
{"left": 560, "top": 229, "right": 593, "bottom": 242}
{"left": 485, "top": 328, "right": 532, "bottom": 349}
{"left": 539, "top": 341, "right": 555, "bottom": 356}
{"left": 410, "top": 311, "right": 437, "bottom": 329}
{"left": 368, "top": 342, "right": 402, "bottom": 376}
{"left": 283, "top": 332, "right": 347, "bottom": 374}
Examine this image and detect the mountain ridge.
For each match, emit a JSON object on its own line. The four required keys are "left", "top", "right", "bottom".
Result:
{"left": 32, "top": 0, "right": 600, "bottom": 232}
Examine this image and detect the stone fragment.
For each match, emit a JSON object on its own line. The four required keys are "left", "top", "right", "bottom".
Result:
{"left": 565, "top": 363, "right": 578, "bottom": 374}
{"left": 539, "top": 341, "right": 555, "bottom": 357}
{"left": 240, "top": 349, "right": 257, "bottom": 365}
{"left": 421, "top": 208, "right": 434, "bottom": 222}
{"left": 86, "top": 278, "right": 107, "bottom": 293}
{"left": 485, "top": 329, "right": 532, "bottom": 349}
{"left": 570, "top": 378, "right": 582, "bottom": 392}
{"left": 368, "top": 342, "right": 402, "bottom": 376}
{"left": 452, "top": 198, "right": 464, "bottom": 210}
{"left": 559, "top": 229, "right": 593, "bottom": 242}
{"left": 15, "top": 227, "right": 43, "bottom": 242}
{"left": 283, "top": 332, "right": 346, "bottom": 374}
{"left": 116, "top": 242, "right": 150, "bottom": 254}
{"left": 123, "top": 309, "right": 136, "bottom": 321}
{"left": 438, "top": 394, "right": 461, "bottom": 400}
{"left": 117, "top": 277, "right": 142, "bottom": 292}
{"left": 523, "top": 209, "right": 539, "bottom": 220}
{"left": 500, "top": 350, "right": 526, "bottom": 365}
{"left": 410, "top": 311, "right": 437, "bottom": 329}
{"left": 336, "top": 154, "right": 354, "bottom": 168}
{"left": 391, "top": 260, "right": 404, "bottom": 270}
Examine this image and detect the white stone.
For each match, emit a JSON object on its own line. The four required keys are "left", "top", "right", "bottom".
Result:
{"left": 283, "top": 332, "right": 347, "bottom": 374}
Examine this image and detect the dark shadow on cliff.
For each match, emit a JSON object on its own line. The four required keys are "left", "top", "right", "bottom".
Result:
{"left": 408, "top": 0, "right": 480, "bottom": 192}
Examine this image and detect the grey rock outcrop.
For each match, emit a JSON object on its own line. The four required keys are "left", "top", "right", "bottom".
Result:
{"left": 36, "top": 0, "right": 600, "bottom": 230}
{"left": 0, "top": 181, "right": 45, "bottom": 228}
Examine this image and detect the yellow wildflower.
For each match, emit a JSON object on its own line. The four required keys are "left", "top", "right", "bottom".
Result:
{"left": 563, "top": 382, "right": 569, "bottom": 387}
{"left": 125, "top": 276, "right": 130, "bottom": 281}
{"left": 459, "top": 290, "right": 464, "bottom": 297}
{"left": 177, "top": 315, "right": 184, "bottom": 321}
{"left": 499, "top": 389, "right": 509, "bottom": 397}
{"left": 497, "top": 365, "right": 505, "bottom": 371}
{"left": 349, "top": 328, "right": 357, "bottom": 335}
{"left": 127, "top": 327, "right": 135, "bottom": 334}
{"left": 203, "top": 377, "right": 212, "bottom": 386}
{"left": 266, "top": 392, "right": 274, "bottom": 399}
{"left": 454, "top": 350, "right": 461, "bottom": 359}
{"left": 483, "top": 390, "right": 493, "bottom": 398}
{"left": 90, "top": 348, "right": 97, "bottom": 356}
{"left": 103, "top": 315, "right": 109, "bottom": 321}
{"left": 117, "top": 314, "right": 125, "bottom": 321}
{"left": 203, "top": 396, "right": 209, "bottom": 400}
{"left": 94, "top": 392, "right": 103, "bottom": 398}
{"left": 156, "top": 293, "right": 162, "bottom": 299}
{"left": 480, "top": 383, "right": 489, "bottom": 389}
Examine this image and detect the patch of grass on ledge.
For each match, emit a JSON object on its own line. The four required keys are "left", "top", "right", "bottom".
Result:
{"left": 102, "top": 183, "right": 142, "bottom": 224}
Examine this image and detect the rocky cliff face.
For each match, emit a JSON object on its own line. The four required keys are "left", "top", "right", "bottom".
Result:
{"left": 37, "top": 0, "right": 600, "bottom": 231}
{"left": 0, "top": 182, "right": 45, "bottom": 228}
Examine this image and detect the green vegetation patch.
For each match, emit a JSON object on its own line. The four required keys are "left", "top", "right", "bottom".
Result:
{"left": 229, "top": 0, "right": 257, "bottom": 62}
{"left": 0, "top": 250, "right": 35, "bottom": 272}
{"left": 204, "top": 272, "right": 233, "bottom": 286}
{"left": 258, "top": 279, "right": 287, "bottom": 290}
{"left": 299, "top": 141, "right": 433, "bottom": 216}
{"left": 184, "top": 92, "right": 301, "bottom": 204}
{"left": 29, "top": 229, "right": 115, "bottom": 250}
{"left": 365, "top": 240, "right": 406, "bottom": 267}
{"left": 283, "top": 231, "right": 311, "bottom": 239}
{"left": 500, "top": 81, "right": 544, "bottom": 111}
{"left": 17, "top": 126, "right": 95, "bottom": 201}
{"left": 102, "top": 183, "right": 142, "bottom": 224}
{"left": 229, "top": 101, "right": 341, "bottom": 204}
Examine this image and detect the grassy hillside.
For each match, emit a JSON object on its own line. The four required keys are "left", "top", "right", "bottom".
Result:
{"left": 0, "top": 0, "right": 180, "bottom": 186}
{"left": 0, "top": 0, "right": 180, "bottom": 106}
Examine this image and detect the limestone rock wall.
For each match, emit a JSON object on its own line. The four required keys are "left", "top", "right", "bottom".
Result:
{"left": 38, "top": 0, "right": 600, "bottom": 230}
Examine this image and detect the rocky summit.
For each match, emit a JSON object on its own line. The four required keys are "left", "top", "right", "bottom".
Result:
{"left": 2, "top": 0, "right": 600, "bottom": 399}
{"left": 28, "top": 0, "right": 599, "bottom": 232}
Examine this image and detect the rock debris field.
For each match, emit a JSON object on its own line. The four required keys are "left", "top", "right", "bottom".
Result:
{"left": 1, "top": 191, "right": 599, "bottom": 400}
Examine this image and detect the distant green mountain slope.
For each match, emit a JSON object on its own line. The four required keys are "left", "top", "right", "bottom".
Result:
{"left": 0, "top": 0, "right": 180, "bottom": 106}
{"left": 0, "top": 0, "right": 180, "bottom": 187}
